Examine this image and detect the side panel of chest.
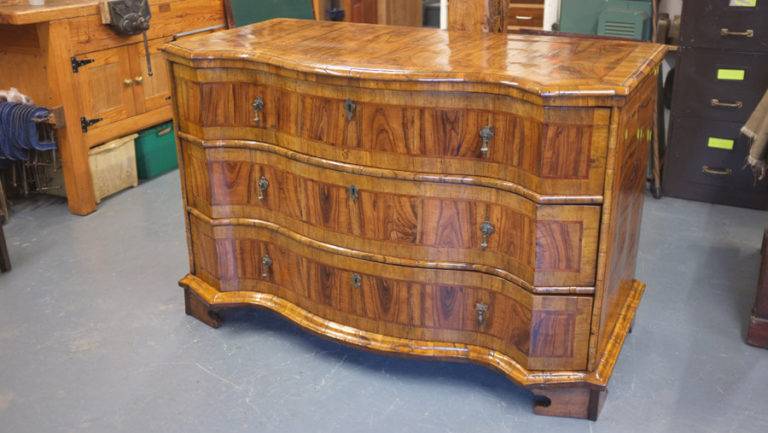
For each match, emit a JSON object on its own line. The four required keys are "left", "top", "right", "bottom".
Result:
{"left": 172, "top": 65, "right": 610, "bottom": 199}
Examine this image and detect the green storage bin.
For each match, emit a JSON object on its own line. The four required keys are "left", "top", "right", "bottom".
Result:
{"left": 135, "top": 122, "right": 178, "bottom": 180}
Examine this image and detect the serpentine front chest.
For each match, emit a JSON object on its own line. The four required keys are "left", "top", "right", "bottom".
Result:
{"left": 163, "top": 19, "right": 667, "bottom": 420}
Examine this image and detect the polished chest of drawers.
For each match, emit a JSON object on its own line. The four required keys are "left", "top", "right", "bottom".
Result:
{"left": 163, "top": 19, "right": 666, "bottom": 420}
{"left": 663, "top": 0, "right": 768, "bottom": 209}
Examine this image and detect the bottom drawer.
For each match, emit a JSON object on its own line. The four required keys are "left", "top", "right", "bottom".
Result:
{"left": 663, "top": 117, "right": 768, "bottom": 209}
{"left": 189, "top": 212, "right": 593, "bottom": 371}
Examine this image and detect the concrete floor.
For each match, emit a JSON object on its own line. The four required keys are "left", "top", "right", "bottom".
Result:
{"left": 0, "top": 171, "right": 767, "bottom": 433}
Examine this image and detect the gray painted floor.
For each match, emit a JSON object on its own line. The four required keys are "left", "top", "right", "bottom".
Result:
{"left": 0, "top": 171, "right": 767, "bottom": 433}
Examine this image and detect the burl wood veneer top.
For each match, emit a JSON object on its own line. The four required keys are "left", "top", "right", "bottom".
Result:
{"left": 164, "top": 18, "right": 668, "bottom": 98}
{"left": 0, "top": 0, "right": 100, "bottom": 25}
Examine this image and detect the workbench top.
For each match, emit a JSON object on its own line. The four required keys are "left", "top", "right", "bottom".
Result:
{"left": 0, "top": 0, "right": 99, "bottom": 25}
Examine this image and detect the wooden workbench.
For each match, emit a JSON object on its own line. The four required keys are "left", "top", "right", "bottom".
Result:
{"left": 0, "top": 0, "right": 225, "bottom": 214}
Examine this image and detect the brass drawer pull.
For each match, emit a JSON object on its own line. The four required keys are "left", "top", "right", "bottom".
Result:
{"left": 134, "top": 75, "right": 144, "bottom": 83}
{"left": 261, "top": 254, "right": 273, "bottom": 279}
{"left": 480, "top": 220, "right": 495, "bottom": 250}
{"left": 479, "top": 125, "right": 495, "bottom": 159}
{"left": 348, "top": 184, "right": 359, "bottom": 202}
{"left": 252, "top": 96, "right": 265, "bottom": 123}
{"left": 710, "top": 99, "right": 743, "bottom": 109}
{"left": 720, "top": 28, "right": 754, "bottom": 38}
{"left": 702, "top": 166, "right": 732, "bottom": 176}
{"left": 344, "top": 99, "right": 357, "bottom": 121}
{"left": 258, "top": 176, "right": 269, "bottom": 201}
{"left": 476, "top": 303, "right": 489, "bottom": 327}
{"left": 123, "top": 78, "right": 134, "bottom": 86}
{"left": 351, "top": 273, "right": 362, "bottom": 289}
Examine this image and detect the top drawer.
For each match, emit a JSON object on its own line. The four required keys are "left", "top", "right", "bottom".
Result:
{"left": 173, "top": 67, "right": 610, "bottom": 200}
{"left": 681, "top": 0, "right": 768, "bottom": 51}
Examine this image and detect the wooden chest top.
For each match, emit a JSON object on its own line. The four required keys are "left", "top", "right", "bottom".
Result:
{"left": 163, "top": 18, "right": 667, "bottom": 100}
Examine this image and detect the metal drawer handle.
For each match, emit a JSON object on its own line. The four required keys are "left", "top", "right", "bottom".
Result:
{"left": 479, "top": 125, "right": 495, "bottom": 159}
{"left": 344, "top": 99, "right": 357, "bottom": 121}
{"left": 123, "top": 78, "right": 134, "bottom": 86}
{"left": 515, "top": 16, "right": 533, "bottom": 20}
{"left": 476, "top": 303, "right": 489, "bottom": 327}
{"left": 261, "top": 254, "right": 273, "bottom": 279}
{"left": 720, "top": 28, "right": 754, "bottom": 38}
{"left": 351, "top": 273, "right": 362, "bottom": 289}
{"left": 258, "top": 176, "right": 269, "bottom": 201}
{"left": 252, "top": 97, "right": 265, "bottom": 123}
{"left": 480, "top": 220, "right": 495, "bottom": 250}
{"left": 702, "top": 166, "right": 733, "bottom": 176}
{"left": 711, "top": 99, "right": 744, "bottom": 109}
{"left": 348, "top": 184, "right": 359, "bottom": 202}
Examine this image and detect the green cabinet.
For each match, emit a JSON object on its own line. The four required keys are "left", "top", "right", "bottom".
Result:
{"left": 228, "top": 0, "right": 314, "bottom": 27}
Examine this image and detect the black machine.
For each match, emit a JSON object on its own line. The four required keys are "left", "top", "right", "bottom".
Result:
{"left": 100, "top": 0, "right": 154, "bottom": 75}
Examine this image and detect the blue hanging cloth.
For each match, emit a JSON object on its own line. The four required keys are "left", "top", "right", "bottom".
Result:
{"left": 0, "top": 102, "right": 56, "bottom": 163}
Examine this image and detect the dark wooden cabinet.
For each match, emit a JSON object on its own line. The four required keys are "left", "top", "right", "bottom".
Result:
{"left": 164, "top": 19, "right": 666, "bottom": 420}
{"left": 663, "top": 0, "right": 768, "bottom": 209}
{"left": 747, "top": 228, "right": 768, "bottom": 348}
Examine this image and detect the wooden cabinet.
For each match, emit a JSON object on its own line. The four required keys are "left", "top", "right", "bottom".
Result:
{"left": 0, "top": 0, "right": 225, "bottom": 215}
{"left": 165, "top": 19, "right": 667, "bottom": 420}
{"left": 73, "top": 46, "right": 137, "bottom": 132}
{"left": 130, "top": 38, "right": 173, "bottom": 114}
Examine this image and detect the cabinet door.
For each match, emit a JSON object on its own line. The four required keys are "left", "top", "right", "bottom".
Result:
{"left": 129, "top": 38, "right": 172, "bottom": 114}
{"left": 73, "top": 46, "right": 136, "bottom": 134}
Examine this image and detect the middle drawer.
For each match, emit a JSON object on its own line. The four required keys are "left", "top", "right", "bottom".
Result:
{"left": 182, "top": 138, "right": 600, "bottom": 290}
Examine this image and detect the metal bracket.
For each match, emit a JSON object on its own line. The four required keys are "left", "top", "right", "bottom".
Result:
{"left": 351, "top": 273, "right": 362, "bottom": 289}
{"left": 476, "top": 303, "right": 489, "bottom": 327}
{"left": 80, "top": 116, "right": 103, "bottom": 133}
{"left": 344, "top": 99, "right": 357, "bottom": 121}
{"left": 348, "top": 185, "right": 359, "bottom": 202}
{"left": 261, "top": 254, "right": 273, "bottom": 279}
{"left": 258, "top": 176, "right": 269, "bottom": 201}
{"left": 479, "top": 125, "right": 495, "bottom": 159}
{"left": 480, "top": 220, "right": 495, "bottom": 250}
{"left": 71, "top": 56, "right": 95, "bottom": 73}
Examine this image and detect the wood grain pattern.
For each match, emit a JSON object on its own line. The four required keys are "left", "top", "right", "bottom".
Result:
{"left": 172, "top": 66, "right": 611, "bottom": 198}
{"left": 187, "top": 212, "right": 593, "bottom": 371}
{"left": 162, "top": 19, "right": 669, "bottom": 100}
{"left": 166, "top": 20, "right": 665, "bottom": 420}
{"left": 182, "top": 137, "right": 600, "bottom": 290}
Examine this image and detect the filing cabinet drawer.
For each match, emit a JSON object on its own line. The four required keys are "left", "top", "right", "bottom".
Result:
{"left": 671, "top": 47, "right": 768, "bottom": 123}
{"left": 680, "top": 0, "right": 768, "bottom": 51}
{"left": 663, "top": 116, "right": 768, "bottom": 209}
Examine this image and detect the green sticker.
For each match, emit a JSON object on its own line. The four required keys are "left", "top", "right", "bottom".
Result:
{"left": 729, "top": 0, "right": 757, "bottom": 7}
{"left": 717, "top": 68, "right": 746, "bottom": 81}
{"left": 708, "top": 137, "right": 735, "bottom": 150}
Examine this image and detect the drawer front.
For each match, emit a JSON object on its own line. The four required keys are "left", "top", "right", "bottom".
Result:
{"left": 183, "top": 139, "right": 600, "bottom": 289}
{"left": 663, "top": 116, "right": 768, "bottom": 209}
{"left": 681, "top": 0, "right": 768, "bottom": 51}
{"left": 671, "top": 48, "right": 768, "bottom": 123}
{"left": 173, "top": 67, "right": 610, "bottom": 198}
{"left": 508, "top": 6, "right": 544, "bottom": 28}
{"left": 188, "top": 214, "right": 593, "bottom": 371}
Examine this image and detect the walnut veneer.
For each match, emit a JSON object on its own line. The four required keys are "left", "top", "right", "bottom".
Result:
{"left": 163, "top": 19, "right": 667, "bottom": 420}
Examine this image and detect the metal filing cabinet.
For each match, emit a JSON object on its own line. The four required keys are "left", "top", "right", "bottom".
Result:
{"left": 663, "top": 0, "right": 768, "bottom": 209}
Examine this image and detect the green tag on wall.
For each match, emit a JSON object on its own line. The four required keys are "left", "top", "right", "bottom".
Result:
{"left": 729, "top": 0, "right": 757, "bottom": 7}
{"left": 717, "top": 68, "right": 746, "bottom": 81}
{"left": 708, "top": 137, "right": 735, "bottom": 150}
